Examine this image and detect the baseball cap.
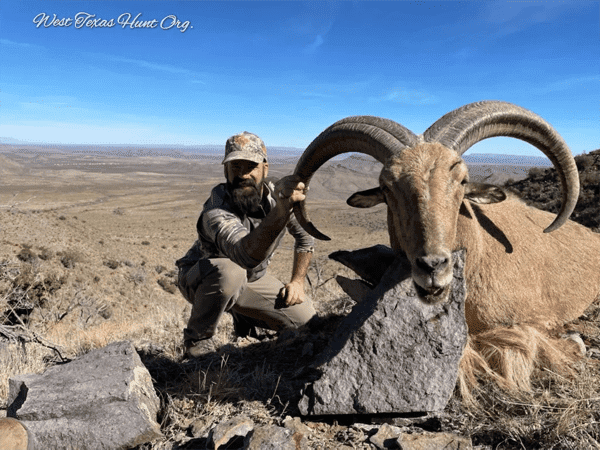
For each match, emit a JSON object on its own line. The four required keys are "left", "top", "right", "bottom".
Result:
{"left": 222, "top": 132, "right": 268, "bottom": 164}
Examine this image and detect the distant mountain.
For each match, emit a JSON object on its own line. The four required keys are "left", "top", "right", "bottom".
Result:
{"left": 0, "top": 140, "right": 561, "bottom": 168}
{"left": 0, "top": 137, "right": 33, "bottom": 144}
{"left": 333, "top": 153, "right": 553, "bottom": 170}
{"left": 463, "top": 153, "right": 552, "bottom": 167}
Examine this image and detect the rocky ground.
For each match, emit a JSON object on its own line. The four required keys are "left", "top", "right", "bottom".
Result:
{"left": 1, "top": 148, "right": 600, "bottom": 449}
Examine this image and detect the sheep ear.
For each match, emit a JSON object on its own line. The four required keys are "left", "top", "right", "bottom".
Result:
{"left": 347, "top": 187, "right": 386, "bottom": 208}
{"left": 464, "top": 183, "right": 507, "bottom": 204}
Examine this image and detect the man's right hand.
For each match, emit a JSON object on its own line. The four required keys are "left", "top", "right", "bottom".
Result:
{"left": 274, "top": 175, "right": 308, "bottom": 210}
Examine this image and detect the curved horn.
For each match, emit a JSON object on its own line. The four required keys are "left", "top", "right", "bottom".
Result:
{"left": 423, "top": 100, "right": 579, "bottom": 233}
{"left": 293, "top": 116, "right": 418, "bottom": 240}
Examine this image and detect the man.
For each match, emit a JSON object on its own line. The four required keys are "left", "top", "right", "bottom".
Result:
{"left": 176, "top": 131, "right": 316, "bottom": 358}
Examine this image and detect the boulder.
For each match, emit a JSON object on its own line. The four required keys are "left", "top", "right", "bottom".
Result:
{"left": 299, "top": 249, "right": 467, "bottom": 415}
{"left": 7, "top": 340, "right": 162, "bottom": 449}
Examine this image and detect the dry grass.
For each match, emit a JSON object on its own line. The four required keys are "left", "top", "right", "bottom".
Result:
{"left": 445, "top": 360, "right": 600, "bottom": 448}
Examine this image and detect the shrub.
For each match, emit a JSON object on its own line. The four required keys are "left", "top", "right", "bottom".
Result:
{"left": 128, "top": 269, "right": 147, "bottom": 286}
{"left": 17, "top": 247, "right": 37, "bottom": 263}
{"left": 157, "top": 277, "right": 177, "bottom": 294}
{"left": 103, "top": 259, "right": 120, "bottom": 270}
{"left": 528, "top": 167, "right": 546, "bottom": 178}
{"left": 38, "top": 247, "right": 54, "bottom": 261}
{"left": 576, "top": 153, "right": 594, "bottom": 171}
{"left": 58, "top": 250, "right": 84, "bottom": 269}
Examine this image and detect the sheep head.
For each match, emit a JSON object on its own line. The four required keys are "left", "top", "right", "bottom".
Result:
{"left": 347, "top": 143, "right": 507, "bottom": 303}
{"left": 293, "top": 101, "right": 579, "bottom": 304}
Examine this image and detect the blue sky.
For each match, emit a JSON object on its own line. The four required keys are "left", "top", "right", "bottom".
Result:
{"left": 0, "top": 1, "right": 598, "bottom": 156}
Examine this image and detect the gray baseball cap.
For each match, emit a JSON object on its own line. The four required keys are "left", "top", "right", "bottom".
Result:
{"left": 222, "top": 131, "right": 268, "bottom": 164}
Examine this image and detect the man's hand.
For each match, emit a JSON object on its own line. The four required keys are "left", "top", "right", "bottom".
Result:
{"left": 274, "top": 175, "right": 308, "bottom": 211}
{"left": 276, "top": 281, "right": 305, "bottom": 308}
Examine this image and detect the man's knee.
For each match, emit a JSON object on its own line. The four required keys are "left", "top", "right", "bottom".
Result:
{"left": 284, "top": 300, "right": 316, "bottom": 328}
{"left": 209, "top": 258, "right": 247, "bottom": 300}
{"left": 179, "top": 258, "right": 247, "bottom": 303}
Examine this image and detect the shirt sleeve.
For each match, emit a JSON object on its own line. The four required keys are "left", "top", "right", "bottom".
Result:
{"left": 286, "top": 212, "right": 315, "bottom": 253}
{"left": 199, "top": 208, "right": 262, "bottom": 270}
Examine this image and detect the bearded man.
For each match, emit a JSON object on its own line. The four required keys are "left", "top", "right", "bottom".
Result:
{"left": 176, "top": 132, "right": 316, "bottom": 358}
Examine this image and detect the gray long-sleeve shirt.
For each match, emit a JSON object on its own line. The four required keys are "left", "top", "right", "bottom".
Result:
{"left": 176, "top": 180, "right": 314, "bottom": 282}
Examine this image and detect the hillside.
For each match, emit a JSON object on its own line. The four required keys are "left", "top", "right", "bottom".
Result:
{"left": 509, "top": 149, "right": 600, "bottom": 232}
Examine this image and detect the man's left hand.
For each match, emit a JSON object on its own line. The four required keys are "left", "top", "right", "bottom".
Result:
{"left": 277, "top": 281, "right": 305, "bottom": 307}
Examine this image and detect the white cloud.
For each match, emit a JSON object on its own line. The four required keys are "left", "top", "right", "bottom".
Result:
{"left": 105, "top": 55, "right": 194, "bottom": 75}
{"left": 482, "top": 1, "right": 585, "bottom": 38}
{"left": 0, "top": 39, "right": 41, "bottom": 49}
{"left": 375, "top": 88, "right": 438, "bottom": 106}
{"left": 19, "top": 96, "right": 79, "bottom": 111}
{"left": 534, "top": 75, "right": 598, "bottom": 94}
{"left": 286, "top": 1, "right": 337, "bottom": 55}
{"left": 83, "top": 51, "right": 211, "bottom": 83}
{"left": 303, "top": 34, "right": 324, "bottom": 54}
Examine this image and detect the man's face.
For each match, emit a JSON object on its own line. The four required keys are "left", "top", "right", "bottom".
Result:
{"left": 225, "top": 160, "right": 268, "bottom": 191}
{"left": 225, "top": 160, "right": 269, "bottom": 215}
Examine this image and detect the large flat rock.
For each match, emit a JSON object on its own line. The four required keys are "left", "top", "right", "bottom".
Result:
{"left": 8, "top": 340, "right": 162, "bottom": 449}
{"left": 299, "top": 250, "right": 467, "bottom": 415}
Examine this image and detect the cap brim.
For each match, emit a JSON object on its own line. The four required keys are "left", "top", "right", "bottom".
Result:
{"left": 222, "top": 152, "right": 267, "bottom": 164}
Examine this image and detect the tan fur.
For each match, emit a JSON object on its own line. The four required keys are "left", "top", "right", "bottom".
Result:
{"left": 459, "top": 325, "right": 584, "bottom": 405}
{"left": 458, "top": 197, "right": 600, "bottom": 334}
{"left": 0, "top": 418, "right": 30, "bottom": 450}
{"left": 453, "top": 197, "right": 600, "bottom": 399}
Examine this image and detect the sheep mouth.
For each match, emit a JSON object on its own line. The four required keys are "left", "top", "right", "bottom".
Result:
{"left": 414, "top": 282, "right": 450, "bottom": 304}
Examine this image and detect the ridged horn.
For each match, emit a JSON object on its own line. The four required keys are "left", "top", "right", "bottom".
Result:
{"left": 424, "top": 100, "right": 579, "bottom": 233}
{"left": 293, "top": 116, "right": 418, "bottom": 240}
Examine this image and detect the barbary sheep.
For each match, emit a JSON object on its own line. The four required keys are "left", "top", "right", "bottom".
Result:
{"left": 292, "top": 101, "right": 600, "bottom": 395}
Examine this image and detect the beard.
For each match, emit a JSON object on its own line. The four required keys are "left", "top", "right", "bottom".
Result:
{"left": 227, "top": 178, "right": 263, "bottom": 216}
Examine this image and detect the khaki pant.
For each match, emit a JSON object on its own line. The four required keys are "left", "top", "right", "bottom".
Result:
{"left": 178, "top": 258, "right": 316, "bottom": 342}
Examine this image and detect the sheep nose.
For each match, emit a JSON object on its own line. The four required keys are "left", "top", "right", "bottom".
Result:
{"left": 416, "top": 255, "right": 449, "bottom": 274}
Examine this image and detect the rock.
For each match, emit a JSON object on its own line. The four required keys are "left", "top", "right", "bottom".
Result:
{"left": 0, "top": 417, "right": 36, "bottom": 450}
{"left": 329, "top": 244, "right": 397, "bottom": 285}
{"left": 371, "top": 413, "right": 441, "bottom": 430}
{"left": 7, "top": 341, "right": 162, "bottom": 449}
{"left": 396, "top": 431, "right": 472, "bottom": 449}
{"left": 282, "top": 416, "right": 310, "bottom": 449}
{"left": 299, "top": 250, "right": 467, "bottom": 415}
{"left": 209, "top": 415, "right": 254, "bottom": 449}
{"left": 370, "top": 423, "right": 405, "bottom": 449}
{"left": 244, "top": 425, "right": 297, "bottom": 450}
{"left": 190, "top": 416, "right": 213, "bottom": 439}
